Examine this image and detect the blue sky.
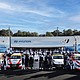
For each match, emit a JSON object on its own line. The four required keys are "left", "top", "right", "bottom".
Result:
{"left": 0, "top": 0, "right": 80, "bottom": 34}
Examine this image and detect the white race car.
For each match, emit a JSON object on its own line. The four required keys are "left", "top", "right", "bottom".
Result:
{"left": 52, "top": 53, "right": 64, "bottom": 68}
{"left": 6, "top": 52, "right": 22, "bottom": 69}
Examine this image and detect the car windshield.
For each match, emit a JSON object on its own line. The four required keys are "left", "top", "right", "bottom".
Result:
{"left": 10, "top": 56, "right": 21, "bottom": 59}
{"left": 53, "top": 56, "right": 63, "bottom": 59}
{"left": 74, "top": 56, "right": 80, "bottom": 60}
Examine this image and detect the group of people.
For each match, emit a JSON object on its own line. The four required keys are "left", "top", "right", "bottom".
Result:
{"left": 0, "top": 48, "right": 74, "bottom": 70}
{"left": 22, "top": 51, "right": 53, "bottom": 70}
{"left": 0, "top": 48, "right": 54, "bottom": 70}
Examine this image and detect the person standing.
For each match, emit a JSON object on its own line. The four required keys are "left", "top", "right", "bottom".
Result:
{"left": 3, "top": 54, "right": 6, "bottom": 70}
{"left": 22, "top": 54, "right": 25, "bottom": 70}
{"left": 6, "top": 48, "right": 11, "bottom": 57}
{"left": 44, "top": 54, "right": 48, "bottom": 70}
{"left": 33, "top": 53, "right": 39, "bottom": 70}
{"left": 29, "top": 53, "right": 33, "bottom": 69}
{"left": 48, "top": 54, "right": 52, "bottom": 69}
{"left": 39, "top": 54, "right": 44, "bottom": 69}
{"left": 25, "top": 53, "right": 29, "bottom": 69}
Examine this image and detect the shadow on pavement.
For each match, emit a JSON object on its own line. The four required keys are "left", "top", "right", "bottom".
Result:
{"left": 23, "top": 69, "right": 80, "bottom": 80}
{"left": 0, "top": 69, "right": 40, "bottom": 78}
{"left": 0, "top": 69, "right": 80, "bottom": 80}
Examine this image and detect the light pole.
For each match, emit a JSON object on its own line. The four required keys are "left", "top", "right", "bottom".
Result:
{"left": 57, "top": 27, "right": 59, "bottom": 36}
{"left": 74, "top": 36, "right": 77, "bottom": 52}
{"left": 8, "top": 27, "right": 11, "bottom": 48}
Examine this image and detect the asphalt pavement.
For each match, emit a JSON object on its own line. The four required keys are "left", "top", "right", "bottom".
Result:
{"left": 0, "top": 69, "right": 80, "bottom": 80}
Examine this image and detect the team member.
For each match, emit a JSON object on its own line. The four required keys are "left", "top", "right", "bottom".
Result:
{"left": 29, "top": 53, "right": 33, "bottom": 69}
{"left": 22, "top": 54, "right": 25, "bottom": 70}
{"left": 3, "top": 54, "right": 6, "bottom": 70}
{"left": 39, "top": 53, "right": 44, "bottom": 69}
{"left": 33, "top": 52, "right": 39, "bottom": 69}
{"left": 25, "top": 53, "right": 29, "bottom": 69}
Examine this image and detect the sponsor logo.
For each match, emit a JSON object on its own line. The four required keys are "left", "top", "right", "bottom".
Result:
{"left": 14, "top": 40, "right": 31, "bottom": 43}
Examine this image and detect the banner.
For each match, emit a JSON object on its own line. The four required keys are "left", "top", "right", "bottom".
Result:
{"left": 11, "top": 37, "right": 74, "bottom": 48}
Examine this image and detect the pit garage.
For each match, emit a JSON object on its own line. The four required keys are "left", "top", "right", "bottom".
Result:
{"left": 10, "top": 36, "right": 77, "bottom": 53}
{"left": 0, "top": 36, "right": 80, "bottom": 53}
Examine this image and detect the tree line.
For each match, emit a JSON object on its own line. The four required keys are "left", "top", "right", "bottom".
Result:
{"left": 0, "top": 29, "right": 80, "bottom": 36}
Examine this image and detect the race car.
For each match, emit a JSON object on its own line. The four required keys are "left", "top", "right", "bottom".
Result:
{"left": 6, "top": 52, "right": 22, "bottom": 69}
{"left": 68, "top": 53, "right": 80, "bottom": 70}
{"left": 0, "top": 53, "right": 4, "bottom": 69}
{"left": 52, "top": 53, "right": 64, "bottom": 68}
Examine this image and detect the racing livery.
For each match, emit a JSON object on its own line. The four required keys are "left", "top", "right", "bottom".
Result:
{"left": 6, "top": 52, "right": 22, "bottom": 69}
{"left": 69, "top": 54, "right": 80, "bottom": 70}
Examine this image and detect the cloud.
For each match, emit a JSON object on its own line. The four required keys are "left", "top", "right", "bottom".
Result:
{"left": 21, "top": 9, "right": 51, "bottom": 17}
{"left": 20, "top": 2, "right": 65, "bottom": 18}
{"left": 20, "top": 19, "right": 44, "bottom": 24}
{"left": 29, "top": 10, "right": 64, "bottom": 18}
{"left": 69, "top": 15, "right": 80, "bottom": 23}
{"left": 0, "top": 23, "right": 24, "bottom": 27}
{"left": 0, "top": 23, "right": 41, "bottom": 33}
{"left": 0, "top": 1, "right": 66, "bottom": 33}
{"left": 0, "top": 2, "right": 14, "bottom": 10}
{"left": 0, "top": 1, "right": 65, "bottom": 18}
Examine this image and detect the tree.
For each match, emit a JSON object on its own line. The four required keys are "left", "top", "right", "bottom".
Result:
{"left": 63, "top": 29, "right": 66, "bottom": 36}
{"left": 58, "top": 32, "right": 63, "bottom": 36}
{"left": 46, "top": 32, "right": 53, "bottom": 36}
{"left": 26, "top": 32, "right": 30, "bottom": 36}
{"left": 2, "top": 28, "right": 80, "bottom": 36}
{"left": 30, "top": 32, "right": 38, "bottom": 36}
{"left": 22, "top": 31, "right": 27, "bottom": 36}
{"left": 13, "top": 30, "right": 38, "bottom": 37}
{"left": 0, "top": 29, "right": 13, "bottom": 36}
{"left": 78, "top": 31, "right": 80, "bottom": 35}
{"left": 13, "top": 30, "right": 23, "bottom": 36}
{"left": 73, "top": 30, "right": 79, "bottom": 35}
{"left": 51, "top": 30, "right": 60, "bottom": 36}
{"left": 63, "top": 29, "right": 73, "bottom": 36}
{"left": 39, "top": 34, "right": 46, "bottom": 37}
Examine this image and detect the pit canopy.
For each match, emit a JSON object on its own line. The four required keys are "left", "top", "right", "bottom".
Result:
{"left": 11, "top": 37, "right": 74, "bottom": 48}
